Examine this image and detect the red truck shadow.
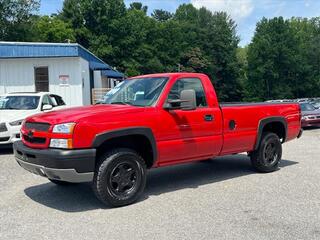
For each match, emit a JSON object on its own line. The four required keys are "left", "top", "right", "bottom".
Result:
{"left": 24, "top": 154, "right": 297, "bottom": 212}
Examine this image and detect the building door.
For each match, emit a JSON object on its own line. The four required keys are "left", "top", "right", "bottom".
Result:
{"left": 34, "top": 67, "right": 49, "bottom": 92}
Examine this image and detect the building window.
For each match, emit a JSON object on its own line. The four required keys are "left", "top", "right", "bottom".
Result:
{"left": 34, "top": 67, "right": 49, "bottom": 92}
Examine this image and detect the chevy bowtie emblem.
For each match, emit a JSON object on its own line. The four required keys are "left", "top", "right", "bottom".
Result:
{"left": 27, "top": 130, "right": 34, "bottom": 138}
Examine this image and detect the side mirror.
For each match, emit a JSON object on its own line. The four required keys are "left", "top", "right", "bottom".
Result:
{"left": 180, "top": 89, "right": 196, "bottom": 110}
{"left": 164, "top": 89, "right": 197, "bottom": 111}
{"left": 42, "top": 104, "right": 53, "bottom": 111}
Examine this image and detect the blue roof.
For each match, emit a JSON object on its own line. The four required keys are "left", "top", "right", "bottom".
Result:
{"left": 102, "top": 70, "right": 124, "bottom": 79}
{"left": 0, "top": 42, "right": 116, "bottom": 71}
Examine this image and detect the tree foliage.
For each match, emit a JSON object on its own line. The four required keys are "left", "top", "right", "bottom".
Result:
{"left": 0, "top": 0, "right": 39, "bottom": 41}
{"left": 247, "top": 17, "right": 320, "bottom": 100}
{"left": 59, "top": 1, "right": 242, "bottom": 101}
{"left": 129, "top": 2, "right": 147, "bottom": 14}
{"left": 151, "top": 9, "right": 173, "bottom": 22}
{"left": 1, "top": 0, "right": 319, "bottom": 101}
{"left": 32, "top": 15, "right": 75, "bottom": 43}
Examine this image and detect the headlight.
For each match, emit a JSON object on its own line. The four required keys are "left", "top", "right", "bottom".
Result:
{"left": 52, "top": 123, "right": 76, "bottom": 134}
{"left": 50, "top": 138, "right": 73, "bottom": 149}
{"left": 302, "top": 116, "right": 307, "bottom": 120}
{"left": 9, "top": 119, "right": 24, "bottom": 126}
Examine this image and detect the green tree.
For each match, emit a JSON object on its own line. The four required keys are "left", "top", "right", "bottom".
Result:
{"left": 110, "top": 8, "right": 158, "bottom": 75}
{"left": 151, "top": 9, "right": 173, "bottom": 22}
{"left": 32, "top": 15, "right": 75, "bottom": 43}
{"left": 128, "top": 2, "right": 148, "bottom": 14}
{"left": 60, "top": 0, "right": 126, "bottom": 49}
{"left": 180, "top": 47, "right": 210, "bottom": 73}
{"left": 173, "top": 5, "right": 242, "bottom": 101}
{"left": 60, "top": 0, "right": 90, "bottom": 47}
{"left": 0, "top": 0, "right": 40, "bottom": 41}
{"left": 58, "top": 1, "right": 245, "bottom": 99}
{"left": 246, "top": 17, "right": 320, "bottom": 101}
{"left": 294, "top": 17, "right": 320, "bottom": 97}
{"left": 237, "top": 46, "right": 248, "bottom": 97}
{"left": 204, "top": 12, "right": 242, "bottom": 101}
{"left": 248, "top": 18, "right": 283, "bottom": 100}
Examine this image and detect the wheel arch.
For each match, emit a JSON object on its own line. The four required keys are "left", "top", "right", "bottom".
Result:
{"left": 254, "top": 117, "right": 287, "bottom": 150}
{"left": 92, "top": 127, "right": 157, "bottom": 168}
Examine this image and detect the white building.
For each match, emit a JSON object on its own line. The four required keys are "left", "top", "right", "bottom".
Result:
{"left": 0, "top": 42, "right": 124, "bottom": 106}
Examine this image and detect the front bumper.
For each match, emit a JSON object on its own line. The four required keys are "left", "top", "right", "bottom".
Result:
{"left": 13, "top": 141, "right": 96, "bottom": 183}
{"left": 301, "top": 119, "right": 320, "bottom": 128}
{"left": 0, "top": 124, "right": 21, "bottom": 145}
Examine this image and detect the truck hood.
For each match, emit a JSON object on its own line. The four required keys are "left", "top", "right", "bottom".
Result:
{"left": 27, "top": 104, "right": 146, "bottom": 124}
{"left": 0, "top": 109, "right": 38, "bottom": 123}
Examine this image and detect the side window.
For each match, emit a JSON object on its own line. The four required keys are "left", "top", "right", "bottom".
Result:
{"left": 50, "top": 95, "right": 66, "bottom": 106}
{"left": 167, "top": 78, "right": 207, "bottom": 107}
{"left": 42, "top": 95, "right": 51, "bottom": 107}
{"left": 55, "top": 95, "right": 66, "bottom": 106}
{"left": 49, "top": 95, "right": 58, "bottom": 107}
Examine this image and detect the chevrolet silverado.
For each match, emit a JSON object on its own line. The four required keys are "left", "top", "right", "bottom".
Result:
{"left": 13, "top": 73, "right": 302, "bottom": 207}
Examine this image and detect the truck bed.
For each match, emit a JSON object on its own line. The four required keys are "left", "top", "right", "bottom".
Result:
{"left": 219, "top": 102, "right": 301, "bottom": 155}
{"left": 220, "top": 102, "right": 295, "bottom": 107}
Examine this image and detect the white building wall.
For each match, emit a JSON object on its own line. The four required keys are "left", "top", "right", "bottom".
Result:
{"left": 0, "top": 57, "right": 85, "bottom": 106}
{"left": 80, "top": 58, "right": 91, "bottom": 105}
{"left": 93, "top": 70, "right": 102, "bottom": 88}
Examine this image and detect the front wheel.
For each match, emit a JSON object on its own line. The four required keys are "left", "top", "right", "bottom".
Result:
{"left": 92, "top": 148, "right": 147, "bottom": 207}
{"left": 250, "top": 132, "right": 282, "bottom": 173}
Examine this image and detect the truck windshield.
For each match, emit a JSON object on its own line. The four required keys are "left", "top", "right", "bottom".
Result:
{"left": 102, "top": 77, "right": 168, "bottom": 106}
{"left": 0, "top": 96, "right": 40, "bottom": 110}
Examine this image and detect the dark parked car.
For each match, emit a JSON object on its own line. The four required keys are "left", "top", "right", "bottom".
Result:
{"left": 300, "top": 103, "right": 320, "bottom": 128}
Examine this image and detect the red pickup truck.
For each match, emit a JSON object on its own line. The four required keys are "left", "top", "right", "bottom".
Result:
{"left": 14, "top": 73, "right": 302, "bottom": 207}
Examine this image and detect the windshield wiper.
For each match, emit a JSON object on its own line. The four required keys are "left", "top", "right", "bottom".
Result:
{"left": 110, "top": 101, "right": 132, "bottom": 105}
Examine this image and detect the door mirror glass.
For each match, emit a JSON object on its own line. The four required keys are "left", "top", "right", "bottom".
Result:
{"left": 180, "top": 89, "right": 196, "bottom": 110}
{"left": 164, "top": 89, "right": 196, "bottom": 110}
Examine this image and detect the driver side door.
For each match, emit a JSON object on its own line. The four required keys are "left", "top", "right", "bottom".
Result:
{"left": 157, "top": 77, "right": 222, "bottom": 165}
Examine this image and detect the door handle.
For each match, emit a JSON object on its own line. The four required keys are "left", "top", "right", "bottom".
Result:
{"left": 204, "top": 114, "right": 214, "bottom": 121}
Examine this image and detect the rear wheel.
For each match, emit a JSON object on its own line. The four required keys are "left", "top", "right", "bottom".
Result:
{"left": 250, "top": 132, "right": 282, "bottom": 173}
{"left": 92, "top": 148, "right": 146, "bottom": 207}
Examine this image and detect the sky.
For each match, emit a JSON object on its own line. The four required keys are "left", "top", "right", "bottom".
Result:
{"left": 40, "top": 0, "right": 320, "bottom": 46}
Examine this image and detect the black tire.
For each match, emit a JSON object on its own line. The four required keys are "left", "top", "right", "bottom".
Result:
{"left": 49, "top": 179, "right": 72, "bottom": 185}
{"left": 92, "top": 148, "right": 147, "bottom": 207}
{"left": 250, "top": 132, "right": 282, "bottom": 173}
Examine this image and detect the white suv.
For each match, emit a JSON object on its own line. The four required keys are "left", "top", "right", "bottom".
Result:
{"left": 0, "top": 92, "right": 67, "bottom": 146}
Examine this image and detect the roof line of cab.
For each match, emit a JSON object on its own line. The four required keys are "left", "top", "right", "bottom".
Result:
{"left": 128, "top": 72, "right": 209, "bottom": 79}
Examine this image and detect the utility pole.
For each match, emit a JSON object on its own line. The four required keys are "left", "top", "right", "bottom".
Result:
{"left": 177, "top": 63, "right": 181, "bottom": 72}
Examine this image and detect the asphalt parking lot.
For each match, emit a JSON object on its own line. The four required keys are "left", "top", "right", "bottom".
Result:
{"left": 0, "top": 129, "right": 319, "bottom": 240}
